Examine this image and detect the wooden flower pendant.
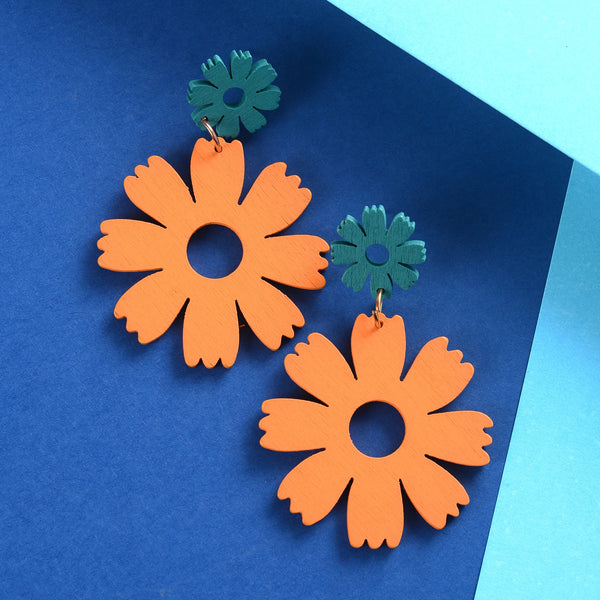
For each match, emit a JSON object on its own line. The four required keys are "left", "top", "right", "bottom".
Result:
{"left": 260, "top": 313, "right": 492, "bottom": 548}
{"left": 98, "top": 138, "right": 328, "bottom": 367}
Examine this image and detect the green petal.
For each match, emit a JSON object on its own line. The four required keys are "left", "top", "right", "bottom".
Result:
{"left": 361, "top": 205, "right": 386, "bottom": 242}
{"left": 240, "top": 106, "right": 267, "bottom": 133}
{"left": 252, "top": 85, "right": 281, "bottom": 111}
{"left": 386, "top": 212, "right": 415, "bottom": 246}
{"left": 330, "top": 241, "right": 359, "bottom": 265}
{"left": 389, "top": 263, "right": 419, "bottom": 290}
{"left": 201, "top": 55, "right": 231, "bottom": 88}
{"left": 391, "top": 240, "right": 426, "bottom": 265}
{"left": 245, "top": 59, "right": 277, "bottom": 92}
{"left": 216, "top": 113, "right": 240, "bottom": 138}
{"left": 190, "top": 105, "right": 224, "bottom": 128}
{"left": 337, "top": 215, "right": 365, "bottom": 244}
{"left": 341, "top": 263, "right": 368, "bottom": 293}
{"left": 187, "top": 80, "right": 219, "bottom": 107}
{"left": 230, "top": 50, "right": 253, "bottom": 81}
{"left": 369, "top": 268, "right": 393, "bottom": 299}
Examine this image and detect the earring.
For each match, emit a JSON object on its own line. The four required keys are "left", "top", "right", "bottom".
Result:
{"left": 187, "top": 50, "right": 281, "bottom": 138}
{"left": 97, "top": 51, "right": 328, "bottom": 368}
{"left": 259, "top": 205, "right": 492, "bottom": 548}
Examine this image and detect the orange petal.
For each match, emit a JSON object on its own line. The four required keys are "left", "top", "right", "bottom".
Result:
{"left": 124, "top": 155, "right": 195, "bottom": 228}
{"left": 98, "top": 219, "right": 174, "bottom": 272}
{"left": 401, "top": 456, "right": 469, "bottom": 529}
{"left": 114, "top": 270, "right": 187, "bottom": 344}
{"left": 236, "top": 278, "right": 304, "bottom": 350}
{"left": 351, "top": 313, "right": 406, "bottom": 384}
{"left": 259, "top": 398, "right": 331, "bottom": 452}
{"left": 259, "top": 235, "right": 329, "bottom": 290}
{"left": 277, "top": 450, "right": 351, "bottom": 526}
{"left": 402, "top": 337, "right": 474, "bottom": 412}
{"left": 347, "top": 471, "right": 404, "bottom": 548}
{"left": 423, "top": 411, "right": 493, "bottom": 466}
{"left": 240, "top": 162, "right": 311, "bottom": 236}
{"left": 284, "top": 332, "right": 357, "bottom": 408}
{"left": 182, "top": 292, "right": 239, "bottom": 368}
{"left": 190, "top": 138, "right": 244, "bottom": 220}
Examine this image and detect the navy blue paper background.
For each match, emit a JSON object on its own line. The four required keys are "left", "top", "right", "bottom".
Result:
{"left": 1, "top": 1, "right": 571, "bottom": 598}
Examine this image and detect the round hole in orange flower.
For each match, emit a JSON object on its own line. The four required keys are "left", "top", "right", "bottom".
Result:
{"left": 349, "top": 401, "right": 405, "bottom": 457}
{"left": 186, "top": 224, "right": 243, "bottom": 278}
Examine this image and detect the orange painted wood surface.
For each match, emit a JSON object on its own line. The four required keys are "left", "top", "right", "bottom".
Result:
{"left": 98, "top": 138, "right": 328, "bottom": 367}
{"left": 260, "top": 312, "right": 492, "bottom": 548}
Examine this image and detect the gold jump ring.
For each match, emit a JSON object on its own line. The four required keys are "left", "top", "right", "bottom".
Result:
{"left": 200, "top": 116, "right": 222, "bottom": 153}
{"left": 372, "top": 288, "right": 384, "bottom": 329}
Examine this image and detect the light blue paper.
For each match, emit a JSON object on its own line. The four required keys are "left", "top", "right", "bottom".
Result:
{"left": 330, "top": 3, "right": 600, "bottom": 592}
{"left": 329, "top": 0, "right": 600, "bottom": 174}
{"left": 474, "top": 162, "right": 600, "bottom": 599}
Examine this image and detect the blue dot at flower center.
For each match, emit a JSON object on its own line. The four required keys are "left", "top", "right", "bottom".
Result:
{"left": 349, "top": 401, "right": 405, "bottom": 458}
{"left": 366, "top": 243, "right": 389, "bottom": 265}
{"left": 222, "top": 87, "right": 245, "bottom": 107}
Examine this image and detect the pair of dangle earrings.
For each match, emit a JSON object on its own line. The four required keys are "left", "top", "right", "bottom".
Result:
{"left": 97, "top": 50, "right": 492, "bottom": 548}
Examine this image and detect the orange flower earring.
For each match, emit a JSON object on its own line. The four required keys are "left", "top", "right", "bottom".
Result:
{"left": 259, "top": 206, "right": 492, "bottom": 548}
{"left": 97, "top": 52, "right": 328, "bottom": 367}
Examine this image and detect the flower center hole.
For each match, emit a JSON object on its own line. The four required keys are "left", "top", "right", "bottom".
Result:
{"left": 222, "top": 87, "right": 245, "bottom": 107}
{"left": 366, "top": 243, "right": 389, "bottom": 265}
{"left": 349, "top": 401, "right": 405, "bottom": 458}
{"left": 186, "top": 224, "right": 243, "bottom": 279}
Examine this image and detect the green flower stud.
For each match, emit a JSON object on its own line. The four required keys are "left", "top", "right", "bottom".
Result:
{"left": 187, "top": 50, "right": 281, "bottom": 138}
{"left": 330, "top": 205, "right": 426, "bottom": 300}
